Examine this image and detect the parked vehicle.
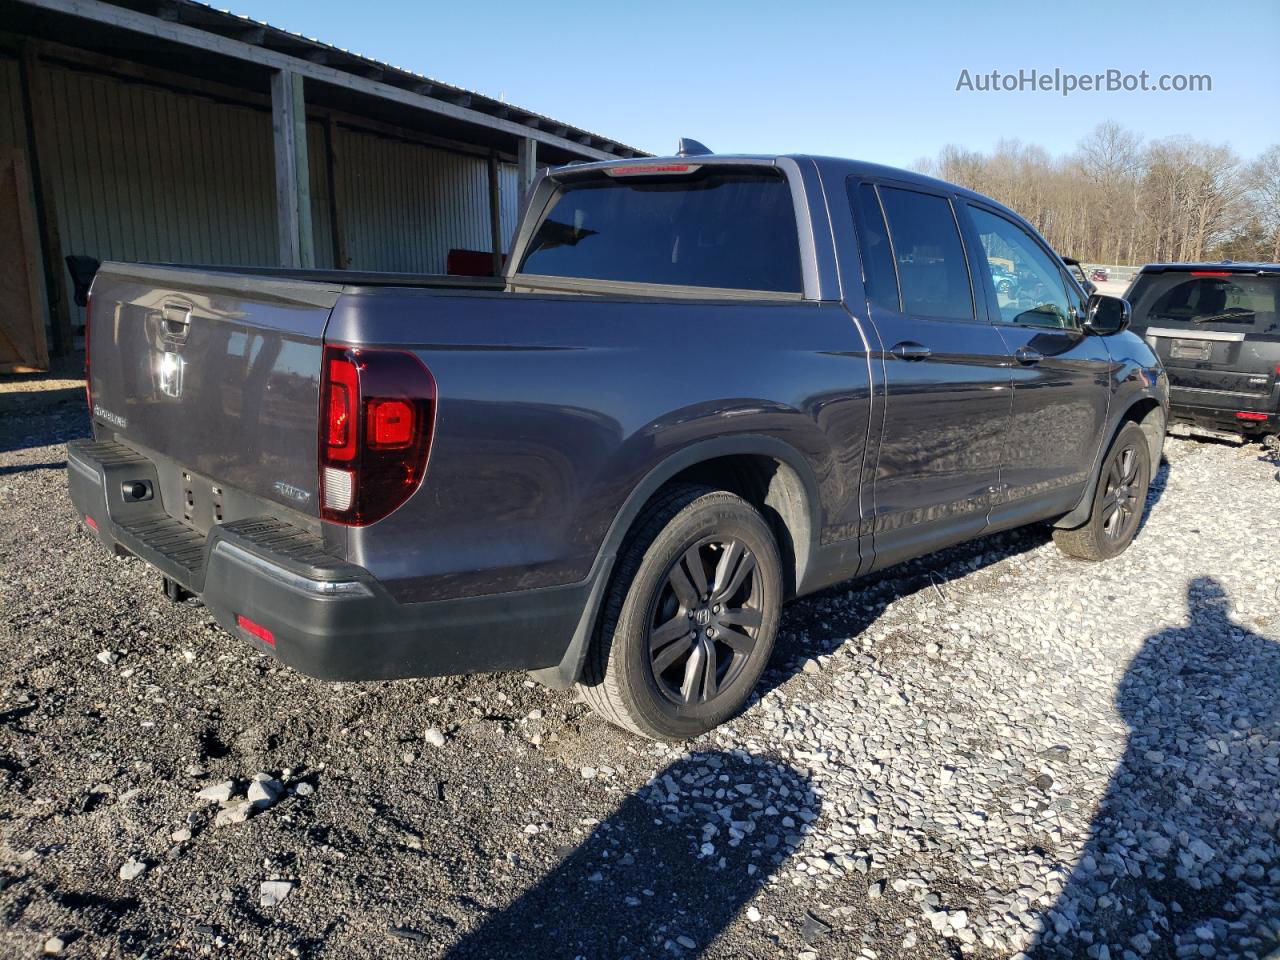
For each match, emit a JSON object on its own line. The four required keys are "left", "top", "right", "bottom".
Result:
{"left": 1125, "top": 263, "right": 1279, "bottom": 441}
{"left": 69, "top": 154, "right": 1168, "bottom": 740}
{"left": 990, "top": 263, "right": 1018, "bottom": 298}
{"left": 1062, "top": 256, "right": 1097, "bottom": 296}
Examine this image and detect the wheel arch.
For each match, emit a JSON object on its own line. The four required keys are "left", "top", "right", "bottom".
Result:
{"left": 1054, "top": 396, "right": 1166, "bottom": 530}
{"left": 530, "top": 434, "right": 823, "bottom": 688}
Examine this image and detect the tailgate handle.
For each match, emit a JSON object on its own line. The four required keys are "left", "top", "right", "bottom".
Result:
{"left": 161, "top": 302, "right": 192, "bottom": 342}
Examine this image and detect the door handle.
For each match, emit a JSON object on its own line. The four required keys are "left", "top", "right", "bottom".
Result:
{"left": 890, "top": 341, "right": 932, "bottom": 361}
{"left": 1015, "top": 347, "right": 1043, "bottom": 365}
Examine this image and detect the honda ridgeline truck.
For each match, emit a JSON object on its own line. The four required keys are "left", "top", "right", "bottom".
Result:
{"left": 69, "top": 152, "right": 1168, "bottom": 739}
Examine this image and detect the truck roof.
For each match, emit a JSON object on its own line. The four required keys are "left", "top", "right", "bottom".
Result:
{"left": 559, "top": 152, "right": 994, "bottom": 205}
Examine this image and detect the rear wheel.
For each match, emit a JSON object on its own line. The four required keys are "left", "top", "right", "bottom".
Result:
{"left": 578, "top": 485, "right": 782, "bottom": 740}
{"left": 1054, "top": 421, "right": 1151, "bottom": 561}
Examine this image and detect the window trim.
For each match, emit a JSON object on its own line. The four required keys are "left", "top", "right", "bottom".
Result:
{"left": 963, "top": 201, "right": 1083, "bottom": 332}
{"left": 859, "top": 179, "right": 980, "bottom": 324}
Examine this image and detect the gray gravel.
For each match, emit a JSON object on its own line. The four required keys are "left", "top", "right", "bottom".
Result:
{"left": 1, "top": 395, "right": 1277, "bottom": 959}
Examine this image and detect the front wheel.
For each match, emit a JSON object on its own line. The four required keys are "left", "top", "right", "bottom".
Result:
{"left": 577, "top": 485, "right": 782, "bottom": 740}
{"left": 1054, "top": 421, "right": 1152, "bottom": 561}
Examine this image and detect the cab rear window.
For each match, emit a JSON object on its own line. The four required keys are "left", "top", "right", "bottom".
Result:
{"left": 1129, "top": 273, "right": 1279, "bottom": 335}
{"left": 517, "top": 168, "right": 802, "bottom": 293}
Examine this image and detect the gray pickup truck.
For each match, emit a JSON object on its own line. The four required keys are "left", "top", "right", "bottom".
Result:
{"left": 69, "top": 152, "right": 1168, "bottom": 739}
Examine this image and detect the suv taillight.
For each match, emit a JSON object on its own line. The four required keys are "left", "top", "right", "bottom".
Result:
{"left": 319, "top": 345, "right": 436, "bottom": 526}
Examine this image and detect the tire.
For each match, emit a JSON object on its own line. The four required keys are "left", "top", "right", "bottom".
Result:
{"left": 1053, "top": 422, "right": 1152, "bottom": 561}
{"left": 577, "top": 484, "right": 783, "bottom": 740}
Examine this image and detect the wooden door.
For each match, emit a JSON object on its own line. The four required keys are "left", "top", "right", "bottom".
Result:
{"left": 0, "top": 148, "right": 49, "bottom": 373}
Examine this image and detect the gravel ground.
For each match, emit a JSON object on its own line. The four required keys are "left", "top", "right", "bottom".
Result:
{"left": 1, "top": 392, "right": 1278, "bottom": 960}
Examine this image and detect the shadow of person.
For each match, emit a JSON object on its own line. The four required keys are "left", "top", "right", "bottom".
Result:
{"left": 1028, "top": 577, "right": 1280, "bottom": 959}
{"left": 442, "top": 750, "right": 817, "bottom": 959}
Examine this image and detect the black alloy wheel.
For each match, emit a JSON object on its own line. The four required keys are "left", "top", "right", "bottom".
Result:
{"left": 647, "top": 537, "right": 763, "bottom": 707}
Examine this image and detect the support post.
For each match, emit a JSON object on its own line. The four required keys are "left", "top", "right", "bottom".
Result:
{"left": 517, "top": 137, "right": 537, "bottom": 194}
{"left": 487, "top": 151, "right": 503, "bottom": 277}
{"left": 271, "top": 69, "right": 314, "bottom": 268}
{"left": 18, "top": 42, "right": 73, "bottom": 357}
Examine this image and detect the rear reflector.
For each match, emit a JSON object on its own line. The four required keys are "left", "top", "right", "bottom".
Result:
{"left": 236, "top": 614, "right": 275, "bottom": 646}
{"left": 1235, "top": 412, "right": 1269, "bottom": 421}
{"left": 84, "top": 514, "right": 98, "bottom": 531}
{"left": 322, "top": 466, "right": 354, "bottom": 511}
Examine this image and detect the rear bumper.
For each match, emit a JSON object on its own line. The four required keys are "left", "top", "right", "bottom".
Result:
{"left": 66, "top": 439, "right": 588, "bottom": 682}
{"left": 1168, "top": 387, "right": 1277, "bottom": 437}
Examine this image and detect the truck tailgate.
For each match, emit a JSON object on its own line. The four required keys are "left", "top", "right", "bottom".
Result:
{"left": 87, "top": 263, "right": 342, "bottom": 522}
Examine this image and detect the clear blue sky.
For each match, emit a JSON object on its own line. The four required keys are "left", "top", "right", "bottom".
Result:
{"left": 245, "top": 0, "right": 1278, "bottom": 165}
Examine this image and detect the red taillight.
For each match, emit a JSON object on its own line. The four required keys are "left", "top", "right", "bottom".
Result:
{"left": 236, "top": 614, "right": 275, "bottom": 646}
{"left": 1235, "top": 412, "right": 1269, "bottom": 422}
{"left": 84, "top": 291, "right": 93, "bottom": 413}
{"left": 1190, "top": 271, "right": 1233, "bottom": 278}
{"left": 369, "top": 399, "right": 414, "bottom": 449}
{"left": 318, "top": 345, "right": 436, "bottom": 526}
{"left": 325, "top": 354, "right": 358, "bottom": 462}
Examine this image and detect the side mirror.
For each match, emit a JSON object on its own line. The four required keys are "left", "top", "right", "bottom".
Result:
{"left": 1084, "top": 293, "right": 1130, "bottom": 335}
{"left": 1082, "top": 279, "right": 1097, "bottom": 296}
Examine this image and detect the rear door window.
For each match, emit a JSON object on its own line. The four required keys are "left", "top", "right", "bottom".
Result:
{"left": 1128, "top": 273, "right": 1279, "bottom": 335}
{"left": 518, "top": 168, "right": 802, "bottom": 293}
{"left": 876, "top": 186, "right": 975, "bottom": 321}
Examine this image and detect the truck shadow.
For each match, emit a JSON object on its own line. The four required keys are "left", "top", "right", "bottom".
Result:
{"left": 760, "top": 457, "right": 1171, "bottom": 698}
{"left": 440, "top": 750, "right": 817, "bottom": 959}
{"left": 1025, "top": 577, "right": 1280, "bottom": 959}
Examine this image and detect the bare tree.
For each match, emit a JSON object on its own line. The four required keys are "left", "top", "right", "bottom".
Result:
{"left": 916, "top": 123, "right": 1270, "bottom": 266}
{"left": 1245, "top": 146, "right": 1280, "bottom": 262}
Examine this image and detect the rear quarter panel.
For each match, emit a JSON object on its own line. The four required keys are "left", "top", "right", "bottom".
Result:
{"left": 326, "top": 289, "right": 873, "bottom": 602}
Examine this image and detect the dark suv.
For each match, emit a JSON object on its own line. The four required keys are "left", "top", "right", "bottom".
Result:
{"left": 1126, "top": 263, "right": 1280, "bottom": 441}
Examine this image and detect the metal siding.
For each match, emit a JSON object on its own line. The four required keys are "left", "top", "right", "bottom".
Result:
{"left": 0, "top": 56, "right": 26, "bottom": 152}
{"left": 307, "top": 118, "right": 334, "bottom": 268}
{"left": 337, "top": 125, "right": 500, "bottom": 273}
{"left": 499, "top": 161, "right": 520, "bottom": 252}
{"left": 40, "top": 64, "right": 278, "bottom": 290}
{"left": 11, "top": 56, "right": 521, "bottom": 329}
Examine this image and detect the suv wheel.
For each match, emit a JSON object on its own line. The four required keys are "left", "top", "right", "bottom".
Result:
{"left": 1053, "top": 421, "right": 1152, "bottom": 561}
{"left": 578, "top": 485, "right": 782, "bottom": 740}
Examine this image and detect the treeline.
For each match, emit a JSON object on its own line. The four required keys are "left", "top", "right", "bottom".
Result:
{"left": 914, "top": 122, "right": 1280, "bottom": 265}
